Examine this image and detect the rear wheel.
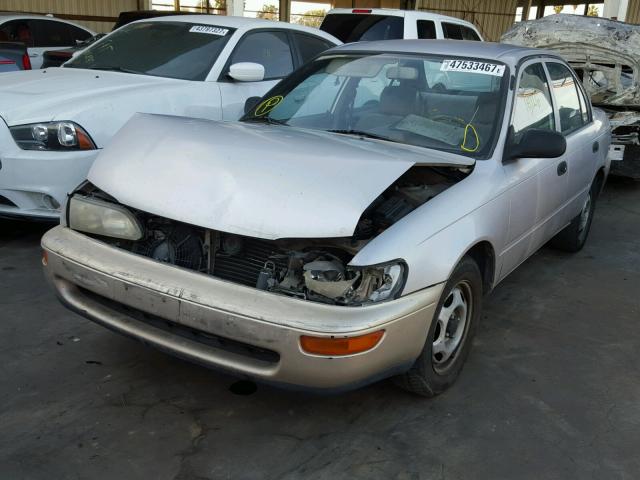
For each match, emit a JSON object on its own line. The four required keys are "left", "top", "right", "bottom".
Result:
{"left": 394, "top": 256, "right": 482, "bottom": 397}
{"left": 550, "top": 179, "right": 599, "bottom": 252}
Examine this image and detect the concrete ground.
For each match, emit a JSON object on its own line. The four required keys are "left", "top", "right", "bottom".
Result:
{"left": 1, "top": 179, "right": 639, "bottom": 480}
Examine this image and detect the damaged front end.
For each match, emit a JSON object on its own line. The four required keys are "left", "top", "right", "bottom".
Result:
{"left": 68, "top": 165, "right": 466, "bottom": 306}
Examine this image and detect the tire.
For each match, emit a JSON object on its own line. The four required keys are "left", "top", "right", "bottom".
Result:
{"left": 394, "top": 256, "right": 482, "bottom": 397}
{"left": 550, "top": 178, "right": 599, "bottom": 252}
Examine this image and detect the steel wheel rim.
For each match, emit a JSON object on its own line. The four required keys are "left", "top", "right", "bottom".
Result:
{"left": 578, "top": 192, "right": 592, "bottom": 241}
{"left": 432, "top": 280, "right": 473, "bottom": 374}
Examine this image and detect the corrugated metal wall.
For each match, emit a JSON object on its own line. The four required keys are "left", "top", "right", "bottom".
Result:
{"left": 0, "top": 0, "right": 140, "bottom": 33}
{"left": 416, "top": 0, "right": 517, "bottom": 41}
{"left": 626, "top": 0, "right": 640, "bottom": 24}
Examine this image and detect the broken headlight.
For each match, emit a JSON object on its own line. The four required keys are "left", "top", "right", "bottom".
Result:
{"left": 10, "top": 121, "right": 96, "bottom": 151}
{"left": 303, "top": 259, "right": 407, "bottom": 305}
{"left": 68, "top": 195, "right": 143, "bottom": 240}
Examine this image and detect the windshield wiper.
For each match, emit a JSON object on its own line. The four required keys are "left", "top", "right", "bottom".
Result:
{"left": 86, "top": 66, "right": 141, "bottom": 74}
{"left": 244, "top": 116, "right": 288, "bottom": 126}
{"left": 327, "top": 129, "right": 398, "bottom": 143}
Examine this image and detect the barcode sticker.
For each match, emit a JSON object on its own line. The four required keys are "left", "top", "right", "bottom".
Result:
{"left": 189, "top": 25, "right": 229, "bottom": 36}
{"left": 441, "top": 59, "right": 505, "bottom": 77}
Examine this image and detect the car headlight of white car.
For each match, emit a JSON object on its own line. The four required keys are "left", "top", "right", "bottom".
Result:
{"left": 10, "top": 121, "right": 96, "bottom": 151}
{"left": 68, "top": 196, "right": 143, "bottom": 240}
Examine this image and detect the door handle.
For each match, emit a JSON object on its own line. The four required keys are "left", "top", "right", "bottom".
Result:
{"left": 592, "top": 141, "right": 599, "bottom": 153}
{"left": 557, "top": 161, "right": 568, "bottom": 176}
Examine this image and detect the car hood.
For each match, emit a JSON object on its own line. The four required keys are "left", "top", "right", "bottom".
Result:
{"left": 0, "top": 67, "right": 180, "bottom": 126}
{"left": 89, "top": 113, "right": 474, "bottom": 240}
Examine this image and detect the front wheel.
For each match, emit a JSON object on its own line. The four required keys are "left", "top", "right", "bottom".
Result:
{"left": 394, "top": 256, "right": 482, "bottom": 397}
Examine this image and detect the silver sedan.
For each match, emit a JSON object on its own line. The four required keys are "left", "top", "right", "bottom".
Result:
{"left": 42, "top": 40, "right": 611, "bottom": 396}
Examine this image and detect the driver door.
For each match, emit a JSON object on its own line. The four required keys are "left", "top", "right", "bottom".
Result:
{"left": 499, "top": 60, "right": 569, "bottom": 278}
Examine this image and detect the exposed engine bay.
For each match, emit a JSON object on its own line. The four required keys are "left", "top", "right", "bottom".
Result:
{"left": 76, "top": 166, "right": 465, "bottom": 305}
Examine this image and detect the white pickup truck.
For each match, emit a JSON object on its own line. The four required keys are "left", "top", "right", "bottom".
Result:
{"left": 320, "top": 8, "right": 483, "bottom": 42}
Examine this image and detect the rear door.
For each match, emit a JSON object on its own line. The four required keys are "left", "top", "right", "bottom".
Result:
{"left": 545, "top": 60, "right": 600, "bottom": 221}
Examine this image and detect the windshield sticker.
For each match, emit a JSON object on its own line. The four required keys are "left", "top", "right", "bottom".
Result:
{"left": 189, "top": 25, "right": 229, "bottom": 36}
{"left": 254, "top": 96, "right": 283, "bottom": 116}
{"left": 441, "top": 60, "right": 505, "bottom": 77}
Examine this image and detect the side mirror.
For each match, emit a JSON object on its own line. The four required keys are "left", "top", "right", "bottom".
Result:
{"left": 505, "top": 129, "right": 566, "bottom": 161}
{"left": 228, "top": 62, "right": 265, "bottom": 82}
{"left": 244, "top": 96, "right": 261, "bottom": 115}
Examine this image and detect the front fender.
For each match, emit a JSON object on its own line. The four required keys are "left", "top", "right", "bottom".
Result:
{"left": 350, "top": 161, "right": 509, "bottom": 295}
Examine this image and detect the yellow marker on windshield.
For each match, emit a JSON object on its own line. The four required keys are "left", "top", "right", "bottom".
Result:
{"left": 254, "top": 96, "right": 283, "bottom": 116}
{"left": 461, "top": 124, "right": 479, "bottom": 153}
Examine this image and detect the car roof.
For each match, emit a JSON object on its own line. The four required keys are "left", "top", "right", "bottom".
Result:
{"left": 0, "top": 12, "right": 95, "bottom": 32}
{"left": 325, "top": 8, "right": 479, "bottom": 29}
{"left": 137, "top": 14, "right": 341, "bottom": 44}
{"left": 327, "top": 39, "right": 560, "bottom": 67}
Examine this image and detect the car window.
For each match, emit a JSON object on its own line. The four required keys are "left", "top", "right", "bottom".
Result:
{"left": 66, "top": 24, "right": 92, "bottom": 43}
{"left": 230, "top": 31, "right": 294, "bottom": 80}
{"left": 293, "top": 33, "right": 334, "bottom": 64}
{"left": 31, "top": 20, "right": 75, "bottom": 47}
{"left": 442, "top": 22, "right": 463, "bottom": 40}
{"left": 320, "top": 14, "right": 403, "bottom": 43}
{"left": 353, "top": 63, "right": 395, "bottom": 108}
{"left": 512, "top": 62, "right": 555, "bottom": 136}
{"left": 461, "top": 26, "right": 480, "bottom": 41}
{"left": 417, "top": 20, "right": 436, "bottom": 39}
{"left": 546, "top": 62, "right": 586, "bottom": 135}
{"left": 246, "top": 53, "right": 509, "bottom": 159}
{"left": 0, "top": 20, "right": 34, "bottom": 47}
{"left": 66, "top": 21, "right": 235, "bottom": 81}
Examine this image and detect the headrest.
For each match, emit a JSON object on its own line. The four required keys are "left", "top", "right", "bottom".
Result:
{"left": 380, "top": 85, "right": 418, "bottom": 116}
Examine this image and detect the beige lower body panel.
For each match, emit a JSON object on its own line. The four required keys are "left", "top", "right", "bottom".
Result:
{"left": 43, "top": 226, "right": 442, "bottom": 390}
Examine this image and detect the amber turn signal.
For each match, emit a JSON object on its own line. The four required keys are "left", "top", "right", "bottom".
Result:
{"left": 41, "top": 250, "right": 48, "bottom": 266}
{"left": 300, "top": 330, "right": 384, "bottom": 356}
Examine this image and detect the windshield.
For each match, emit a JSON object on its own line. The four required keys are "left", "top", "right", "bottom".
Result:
{"left": 242, "top": 54, "right": 509, "bottom": 158}
{"left": 65, "top": 21, "right": 235, "bottom": 81}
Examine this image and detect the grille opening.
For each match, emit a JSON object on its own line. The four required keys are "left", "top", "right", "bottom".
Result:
{"left": 79, "top": 287, "right": 280, "bottom": 365}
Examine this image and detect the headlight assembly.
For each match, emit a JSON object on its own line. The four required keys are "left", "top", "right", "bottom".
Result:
{"left": 302, "top": 259, "right": 407, "bottom": 305}
{"left": 10, "top": 121, "right": 96, "bottom": 151}
{"left": 68, "top": 195, "right": 143, "bottom": 240}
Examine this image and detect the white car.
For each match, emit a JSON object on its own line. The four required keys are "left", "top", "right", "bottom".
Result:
{"left": 320, "top": 8, "right": 483, "bottom": 42}
{"left": 43, "top": 41, "right": 609, "bottom": 396}
{"left": 0, "top": 13, "right": 94, "bottom": 69}
{"left": 0, "top": 15, "right": 339, "bottom": 220}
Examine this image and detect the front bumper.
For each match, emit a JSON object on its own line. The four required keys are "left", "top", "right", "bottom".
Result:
{"left": 0, "top": 119, "right": 98, "bottom": 219}
{"left": 42, "top": 226, "right": 443, "bottom": 391}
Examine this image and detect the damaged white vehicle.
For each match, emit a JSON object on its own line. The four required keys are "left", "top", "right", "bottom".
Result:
{"left": 43, "top": 41, "right": 610, "bottom": 395}
{"left": 502, "top": 14, "right": 640, "bottom": 179}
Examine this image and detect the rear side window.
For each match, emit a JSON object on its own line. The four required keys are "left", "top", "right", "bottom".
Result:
{"left": 461, "top": 26, "right": 480, "bottom": 41}
{"left": 31, "top": 20, "right": 74, "bottom": 47}
{"left": 442, "top": 22, "right": 463, "bottom": 40}
{"left": 0, "top": 20, "right": 35, "bottom": 47}
{"left": 546, "top": 62, "right": 588, "bottom": 135}
{"left": 417, "top": 20, "right": 436, "bottom": 39}
{"left": 293, "top": 33, "right": 334, "bottom": 64}
{"left": 66, "top": 24, "right": 92, "bottom": 43}
{"left": 442, "top": 22, "right": 480, "bottom": 41}
{"left": 230, "top": 31, "right": 294, "bottom": 80}
{"left": 320, "top": 14, "right": 403, "bottom": 43}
